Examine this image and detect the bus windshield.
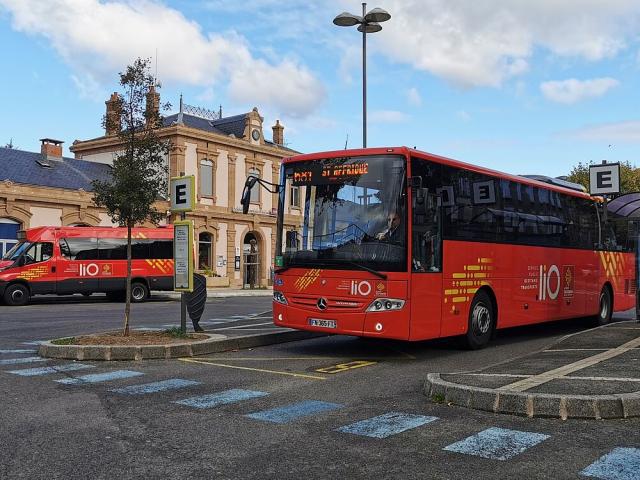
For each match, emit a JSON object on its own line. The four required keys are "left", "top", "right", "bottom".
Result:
{"left": 2, "top": 241, "right": 30, "bottom": 261}
{"left": 277, "top": 155, "right": 407, "bottom": 272}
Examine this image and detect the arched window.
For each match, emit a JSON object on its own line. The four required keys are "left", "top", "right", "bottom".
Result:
{"left": 198, "top": 232, "right": 213, "bottom": 270}
{"left": 200, "top": 159, "right": 214, "bottom": 197}
{"left": 248, "top": 167, "right": 260, "bottom": 203}
{"left": 0, "top": 218, "right": 20, "bottom": 257}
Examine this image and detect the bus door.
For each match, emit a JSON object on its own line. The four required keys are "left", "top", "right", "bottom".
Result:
{"left": 409, "top": 191, "right": 442, "bottom": 339}
{"left": 20, "top": 241, "right": 57, "bottom": 295}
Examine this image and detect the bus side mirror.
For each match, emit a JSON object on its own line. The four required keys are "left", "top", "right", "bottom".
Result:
{"left": 241, "top": 176, "right": 259, "bottom": 214}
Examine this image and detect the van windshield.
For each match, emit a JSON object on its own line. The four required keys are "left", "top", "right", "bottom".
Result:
{"left": 2, "top": 241, "right": 30, "bottom": 261}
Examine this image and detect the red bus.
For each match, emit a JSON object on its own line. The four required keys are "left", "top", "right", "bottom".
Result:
{"left": 0, "top": 226, "right": 173, "bottom": 306}
{"left": 271, "top": 147, "right": 636, "bottom": 348}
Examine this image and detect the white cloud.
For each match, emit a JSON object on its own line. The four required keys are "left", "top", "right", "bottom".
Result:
{"left": 370, "top": 110, "right": 409, "bottom": 123}
{"left": 566, "top": 121, "right": 640, "bottom": 143}
{"left": 406, "top": 88, "right": 422, "bottom": 107}
{"left": 540, "top": 77, "right": 619, "bottom": 104}
{"left": 456, "top": 110, "right": 472, "bottom": 122}
{"left": 376, "top": 0, "right": 640, "bottom": 87}
{"left": 0, "top": 0, "right": 325, "bottom": 117}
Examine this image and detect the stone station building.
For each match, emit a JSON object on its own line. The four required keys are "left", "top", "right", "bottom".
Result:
{"left": 0, "top": 89, "right": 302, "bottom": 288}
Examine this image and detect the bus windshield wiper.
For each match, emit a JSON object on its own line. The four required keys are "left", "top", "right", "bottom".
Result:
{"left": 343, "top": 261, "right": 387, "bottom": 280}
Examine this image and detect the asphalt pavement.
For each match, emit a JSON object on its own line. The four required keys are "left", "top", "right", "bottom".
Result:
{"left": 1, "top": 298, "right": 639, "bottom": 479}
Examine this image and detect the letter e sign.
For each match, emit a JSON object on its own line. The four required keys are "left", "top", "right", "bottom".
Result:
{"left": 170, "top": 176, "right": 195, "bottom": 212}
{"left": 589, "top": 164, "right": 620, "bottom": 195}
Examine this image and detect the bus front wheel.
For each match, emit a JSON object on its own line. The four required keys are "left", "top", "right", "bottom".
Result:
{"left": 464, "top": 291, "right": 495, "bottom": 350}
{"left": 4, "top": 283, "right": 30, "bottom": 306}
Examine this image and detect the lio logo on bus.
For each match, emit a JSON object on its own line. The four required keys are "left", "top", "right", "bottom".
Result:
{"left": 535, "top": 264, "right": 574, "bottom": 301}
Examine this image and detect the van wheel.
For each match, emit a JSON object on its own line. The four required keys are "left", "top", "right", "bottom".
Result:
{"left": 592, "top": 287, "right": 613, "bottom": 327}
{"left": 4, "top": 284, "right": 30, "bottom": 306}
{"left": 131, "top": 282, "right": 150, "bottom": 303}
{"left": 464, "top": 291, "right": 495, "bottom": 350}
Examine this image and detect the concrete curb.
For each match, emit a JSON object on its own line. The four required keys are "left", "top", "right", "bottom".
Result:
{"left": 423, "top": 373, "right": 640, "bottom": 420}
{"left": 38, "top": 330, "right": 324, "bottom": 361}
{"left": 160, "top": 289, "right": 273, "bottom": 300}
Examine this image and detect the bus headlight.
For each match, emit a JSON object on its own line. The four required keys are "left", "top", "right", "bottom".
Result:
{"left": 273, "top": 291, "right": 288, "bottom": 305}
{"left": 366, "top": 298, "right": 405, "bottom": 312}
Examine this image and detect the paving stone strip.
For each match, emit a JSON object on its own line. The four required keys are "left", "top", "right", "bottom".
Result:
{"left": 499, "top": 335, "right": 640, "bottom": 392}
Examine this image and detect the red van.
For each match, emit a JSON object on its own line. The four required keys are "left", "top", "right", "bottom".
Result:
{"left": 0, "top": 226, "right": 174, "bottom": 306}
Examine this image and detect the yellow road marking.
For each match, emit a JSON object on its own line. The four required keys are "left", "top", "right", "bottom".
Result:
{"left": 316, "top": 360, "right": 377, "bottom": 374}
{"left": 178, "top": 358, "right": 327, "bottom": 380}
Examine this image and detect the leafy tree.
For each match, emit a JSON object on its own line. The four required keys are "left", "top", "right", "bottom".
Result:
{"left": 91, "top": 58, "right": 170, "bottom": 335}
{"left": 567, "top": 160, "right": 640, "bottom": 194}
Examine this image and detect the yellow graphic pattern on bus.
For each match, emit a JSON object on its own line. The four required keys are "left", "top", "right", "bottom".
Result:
{"left": 599, "top": 251, "right": 625, "bottom": 277}
{"left": 444, "top": 257, "right": 493, "bottom": 305}
{"left": 145, "top": 259, "right": 173, "bottom": 274}
{"left": 295, "top": 269, "right": 322, "bottom": 292}
{"left": 598, "top": 251, "right": 626, "bottom": 292}
{"left": 17, "top": 265, "right": 49, "bottom": 280}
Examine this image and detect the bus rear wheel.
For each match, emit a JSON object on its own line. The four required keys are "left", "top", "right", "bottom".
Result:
{"left": 4, "top": 283, "right": 30, "bottom": 306}
{"left": 130, "top": 282, "right": 150, "bottom": 303}
{"left": 593, "top": 287, "right": 613, "bottom": 327}
{"left": 464, "top": 291, "right": 495, "bottom": 350}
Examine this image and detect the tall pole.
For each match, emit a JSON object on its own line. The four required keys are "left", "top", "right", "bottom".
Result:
{"left": 362, "top": 2, "right": 367, "bottom": 148}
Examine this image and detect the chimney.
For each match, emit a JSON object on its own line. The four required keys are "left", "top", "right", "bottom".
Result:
{"left": 105, "top": 92, "right": 121, "bottom": 136}
{"left": 145, "top": 85, "right": 160, "bottom": 128}
{"left": 272, "top": 120, "right": 284, "bottom": 146}
{"left": 39, "top": 138, "right": 64, "bottom": 162}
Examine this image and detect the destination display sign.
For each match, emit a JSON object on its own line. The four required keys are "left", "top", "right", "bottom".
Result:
{"left": 292, "top": 161, "right": 370, "bottom": 186}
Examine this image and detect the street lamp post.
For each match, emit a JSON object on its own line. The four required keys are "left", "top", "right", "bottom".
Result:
{"left": 334, "top": 4, "right": 391, "bottom": 148}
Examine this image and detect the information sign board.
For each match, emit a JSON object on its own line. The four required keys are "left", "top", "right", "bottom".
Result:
{"left": 173, "top": 220, "right": 193, "bottom": 292}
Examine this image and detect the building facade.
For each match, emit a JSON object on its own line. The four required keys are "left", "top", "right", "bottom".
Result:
{"left": 0, "top": 90, "right": 302, "bottom": 288}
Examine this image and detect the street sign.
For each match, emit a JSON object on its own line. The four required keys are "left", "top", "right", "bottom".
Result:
{"left": 173, "top": 220, "right": 193, "bottom": 292}
{"left": 589, "top": 164, "right": 620, "bottom": 195}
{"left": 170, "top": 176, "right": 195, "bottom": 212}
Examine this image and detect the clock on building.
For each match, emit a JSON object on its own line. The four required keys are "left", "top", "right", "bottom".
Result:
{"left": 251, "top": 129, "right": 260, "bottom": 141}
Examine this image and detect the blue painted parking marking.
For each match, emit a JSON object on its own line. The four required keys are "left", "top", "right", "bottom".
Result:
{"left": 8, "top": 363, "right": 95, "bottom": 377}
{"left": 245, "top": 400, "right": 343, "bottom": 424}
{"left": 336, "top": 412, "right": 438, "bottom": 439}
{"left": 0, "top": 356, "right": 47, "bottom": 365}
{"left": 443, "top": 427, "right": 550, "bottom": 461}
{"left": 174, "top": 389, "right": 269, "bottom": 409}
{"left": 0, "top": 349, "right": 38, "bottom": 354}
{"left": 581, "top": 447, "right": 640, "bottom": 479}
{"left": 110, "top": 378, "right": 200, "bottom": 395}
{"left": 55, "top": 370, "right": 144, "bottom": 385}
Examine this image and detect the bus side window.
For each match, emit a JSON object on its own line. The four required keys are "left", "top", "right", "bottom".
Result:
{"left": 411, "top": 158, "right": 441, "bottom": 272}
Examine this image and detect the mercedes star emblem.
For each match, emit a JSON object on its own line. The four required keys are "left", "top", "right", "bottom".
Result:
{"left": 317, "top": 297, "right": 328, "bottom": 310}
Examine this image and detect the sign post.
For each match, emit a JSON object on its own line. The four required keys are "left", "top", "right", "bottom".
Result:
{"left": 171, "top": 175, "right": 195, "bottom": 334}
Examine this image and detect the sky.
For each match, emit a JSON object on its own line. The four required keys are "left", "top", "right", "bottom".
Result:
{"left": 0, "top": 0, "right": 639, "bottom": 178}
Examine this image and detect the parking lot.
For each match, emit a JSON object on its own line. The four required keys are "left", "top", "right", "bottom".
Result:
{"left": 1, "top": 298, "right": 639, "bottom": 479}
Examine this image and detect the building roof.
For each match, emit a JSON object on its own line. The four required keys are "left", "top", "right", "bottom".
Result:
{"left": 0, "top": 147, "right": 113, "bottom": 191}
{"left": 163, "top": 112, "right": 289, "bottom": 149}
{"left": 163, "top": 112, "right": 247, "bottom": 138}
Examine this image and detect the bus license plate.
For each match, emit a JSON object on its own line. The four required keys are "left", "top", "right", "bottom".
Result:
{"left": 308, "top": 318, "right": 336, "bottom": 329}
